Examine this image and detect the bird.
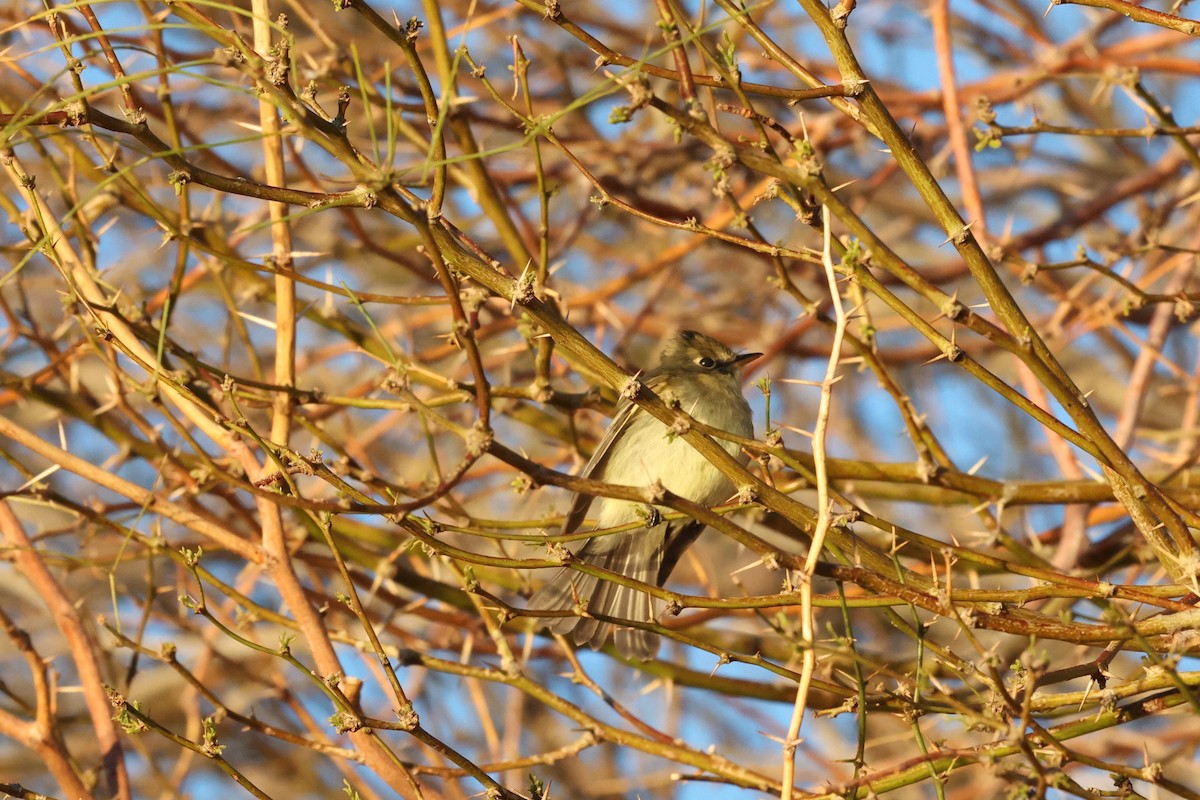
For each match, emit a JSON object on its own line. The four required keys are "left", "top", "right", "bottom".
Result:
{"left": 529, "top": 330, "right": 759, "bottom": 659}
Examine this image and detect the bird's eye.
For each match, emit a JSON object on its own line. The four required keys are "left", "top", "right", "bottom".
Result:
{"left": 697, "top": 356, "right": 716, "bottom": 369}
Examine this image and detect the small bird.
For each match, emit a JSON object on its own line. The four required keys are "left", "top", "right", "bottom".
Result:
{"left": 529, "top": 330, "right": 759, "bottom": 659}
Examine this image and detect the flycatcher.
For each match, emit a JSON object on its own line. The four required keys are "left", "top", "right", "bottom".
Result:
{"left": 530, "top": 330, "right": 759, "bottom": 659}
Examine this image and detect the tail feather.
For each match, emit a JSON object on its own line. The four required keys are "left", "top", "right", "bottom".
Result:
{"left": 535, "top": 570, "right": 598, "bottom": 635}
{"left": 610, "top": 579, "right": 658, "bottom": 660}
{"left": 571, "top": 576, "right": 613, "bottom": 649}
{"left": 528, "top": 530, "right": 665, "bottom": 659}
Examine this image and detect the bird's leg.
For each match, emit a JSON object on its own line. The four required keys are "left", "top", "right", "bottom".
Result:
{"left": 637, "top": 505, "right": 662, "bottom": 528}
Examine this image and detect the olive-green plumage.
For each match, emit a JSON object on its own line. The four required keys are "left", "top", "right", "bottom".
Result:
{"left": 529, "top": 330, "right": 758, "bottom": 659}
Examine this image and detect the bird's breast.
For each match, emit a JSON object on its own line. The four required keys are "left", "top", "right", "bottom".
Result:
{"left": 594, "top": 386, "right": 752, "bottom": 527}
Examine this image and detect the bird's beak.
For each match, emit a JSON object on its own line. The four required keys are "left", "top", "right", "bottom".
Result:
{"left": 730, "top": 351, "right": 762, "bottom": 368}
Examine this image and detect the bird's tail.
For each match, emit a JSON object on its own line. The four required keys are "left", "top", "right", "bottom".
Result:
{"left": 528, "top": 531, "right": 664, "bottom": 660}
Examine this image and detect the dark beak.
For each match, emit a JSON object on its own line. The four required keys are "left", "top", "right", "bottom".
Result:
{"left": 730, "top": 351, "right": 762, "bottom": 367}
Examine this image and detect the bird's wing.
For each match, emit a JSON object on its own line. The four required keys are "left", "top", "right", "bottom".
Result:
{"left": 657, "top": 519, "right": 704, "bottom": 584}
{"left": 561, "top": 371, "right": 666, "bottom": 534}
